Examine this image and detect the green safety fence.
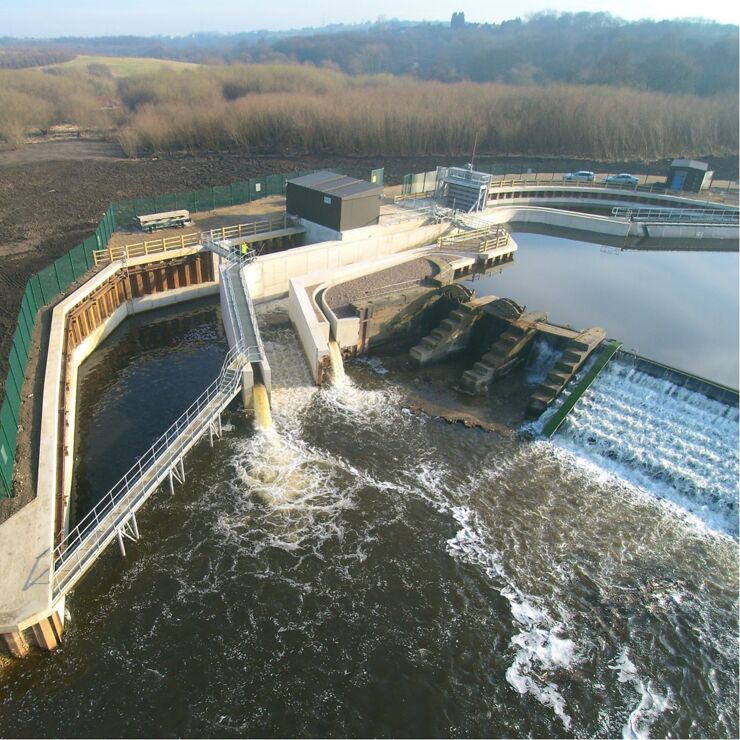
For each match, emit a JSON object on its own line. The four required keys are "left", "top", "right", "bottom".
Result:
{"left": 0, "top": 167, "right": 381, "bottom": 497}
{"left": 110, "top": 171, "right": 318, "bottom": 229}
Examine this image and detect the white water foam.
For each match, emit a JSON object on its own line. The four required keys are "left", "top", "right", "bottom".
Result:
{"left": 317, "top": 362, "right": 582, "bottom": 732}
{"left": 446, "top": 505, "right": 577, "bottom": 731}
{"left": 610, "top": 648, "right": 671, "bottom": 739}
{"left": 549, "top": 361, "right": 739, "bottom": 537}
{"left": 524, "top": 337, "right": 562, "bottom": 386}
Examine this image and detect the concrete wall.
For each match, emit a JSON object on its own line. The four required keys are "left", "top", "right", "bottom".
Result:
{"left": 0, "top": 246, "right": 218, "bottom": 637}
{"left": 483, "top": 192, "right": 738, "bottom": 240}
{"left": 288, "top": 277, "right": 331, "bottom": 384}
{"left": 245, "top": 218, "right": 451, "bottom": 303}
{"left": 640, "top": 223, "right": 739, "bottom": 240}
{"left": 489, "top": 184, "right": 739, "bottom": 212}
{"left": 287, "top": 247, "right": 458, "bottom": 381}
{"left": 480, "top": 206, "right": 631, "bottom": 236}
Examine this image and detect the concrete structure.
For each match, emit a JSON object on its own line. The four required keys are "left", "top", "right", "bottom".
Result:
{"left": 526, "top": 327, "right": 606, "bottom": 418}
{"left": 0, "top": 220, "right": 280, "bottom": 655}
{"left": 4, "top": 167, "right": 736, "bottom": 658}
{"left": 286, "top": 172, "right": 382, "bottom": 232}
{"left": 0, "top": 246, "right": 220, "bottom": 654}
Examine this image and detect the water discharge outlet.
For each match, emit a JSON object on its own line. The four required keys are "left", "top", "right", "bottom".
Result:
{"left": 328, "top": 341, "right": 346, "bottom": 385}
{"left": 252, "top": 384, "right": 273, "bottom": 430}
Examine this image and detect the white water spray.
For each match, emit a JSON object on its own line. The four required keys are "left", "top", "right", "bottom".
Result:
{"left": 552, "top": 361, "right": 739, "bottom": 536}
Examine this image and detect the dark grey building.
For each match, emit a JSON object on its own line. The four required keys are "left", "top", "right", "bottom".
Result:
{"left": 286, "top": 171, "right": 382, "bottom": 232}
{"left": 665, "top": 159, "right": 714, "bottom": 193}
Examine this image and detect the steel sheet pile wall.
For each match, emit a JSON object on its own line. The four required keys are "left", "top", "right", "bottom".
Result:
{"left": 0, "top": 167, "right": 331, "bottom": 498}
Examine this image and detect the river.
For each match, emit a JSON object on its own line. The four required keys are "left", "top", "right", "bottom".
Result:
{"left": 467, "top": 231, "right": 739, "bottom": 388}
{"left": 0, "top": 256, "right": 737, "bottom": 738}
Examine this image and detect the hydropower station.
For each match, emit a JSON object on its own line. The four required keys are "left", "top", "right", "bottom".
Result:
{"left": 0, "top": 166, "right": 737, "bottom": 662}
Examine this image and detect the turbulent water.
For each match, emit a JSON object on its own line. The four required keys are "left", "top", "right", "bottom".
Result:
{"left": 536, "top": 360, "right": 740, "bottom": 538}
{"left": 0, "top": 300, "right": 737, "bottom": 738}
{"left": 468, "top": 232, "right": 740, "bottom": 387}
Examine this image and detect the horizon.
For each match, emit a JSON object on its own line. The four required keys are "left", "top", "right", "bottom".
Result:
{"left": 1, "top": 1, "right": 737, "bottom": 40}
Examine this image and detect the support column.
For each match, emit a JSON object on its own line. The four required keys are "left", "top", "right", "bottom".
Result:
{"left": 241, "top": 363, "right": 255, "bottom": 411}
{"left": 31, "top": 618, "right": 58, "bottom": 651}
{"left": 3, "top": 630, "right": 29, "bottom": 658}
{"left": 50, "top": 611, "right": 64, "bottom": 643}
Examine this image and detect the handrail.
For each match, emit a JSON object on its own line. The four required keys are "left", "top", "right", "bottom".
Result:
{"left": 611, "top": 206, "right": 739, "bottom": 223}
{"left": 52, "top": 339, "right": 254, "bottom": 577}
{"left": 438, "top": 223, "right": 510, "bottom": 252}
{"left": 93, "top": 214, "right": 300, "bottom": 266}
{"left": 488, "top": 175, "right": 739, "bottom": 204}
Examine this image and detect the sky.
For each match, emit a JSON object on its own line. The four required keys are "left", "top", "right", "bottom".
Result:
{"left": 0, "top": 0, "right": 737, "bottom": 38}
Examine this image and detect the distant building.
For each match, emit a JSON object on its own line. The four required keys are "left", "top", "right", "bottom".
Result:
{"left": 286, "top": 171, "right": 382, "bottom": 232}
{"left": 451, "top": 11, "right": 466, "bottom": 29}
{"left": 666, "top": 159, "right": 714, "bottom": 193}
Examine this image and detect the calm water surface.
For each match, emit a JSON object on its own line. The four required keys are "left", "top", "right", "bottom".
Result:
{"left": 0, "top": 295, "right": 736, "bottom": 739}
{"left": 467, "top": 232, "right": 739, "bottom": 387}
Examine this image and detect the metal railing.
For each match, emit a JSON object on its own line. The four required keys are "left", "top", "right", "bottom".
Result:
{"left": 487, "top": 174, "right": 739, "bottom": 204}
{"left": 219, "top": 248, "right": 265, "bottom": 361}
{"left": 393, "top": 190, "right": 437, "bottom": 204}
{"left": 611, "top": 206, "right": 739, "bottom": 224}
{"left": 51, "top": 339, "right": 253, "bottom": 597}
{"left": 360, "top": 277, "right": 431, "bottom": 300}
{"left": 438, "top": 224, "right": 510, "bottom": 253}
{"left": 93, "top": 213, "right": 300, "bottom": 265}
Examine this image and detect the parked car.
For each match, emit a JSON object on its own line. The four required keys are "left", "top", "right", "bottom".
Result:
{"left": 604, "top": 173, "right": 639, "bottom": 187}
{"left": 563, "top": 170, "right": 595, "bottom": 182}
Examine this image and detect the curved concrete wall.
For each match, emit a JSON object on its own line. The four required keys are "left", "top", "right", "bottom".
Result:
{"left": 478, "top": 204, "right": 739, "bottom": 241}
{"left": 245, "top": 217, "right": 452, "bottom": 302}
{"left": 489, "top": 184, "right": 739, "bottom": 212}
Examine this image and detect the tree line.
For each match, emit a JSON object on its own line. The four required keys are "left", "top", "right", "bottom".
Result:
{"left": 266, "top": 13, "right": 738, "bottom": 96}
{"left": 1, "top": 13, "right": 737, "bottom": 96}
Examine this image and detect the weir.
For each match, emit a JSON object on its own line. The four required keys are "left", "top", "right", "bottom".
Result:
{"left": 548, "top": 358, "right": 740, "bottom": 536}
{"left": 3, "top": 168, "right": 737, "bottom": 659}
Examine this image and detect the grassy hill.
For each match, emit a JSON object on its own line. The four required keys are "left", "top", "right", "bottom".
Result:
{"left": 45, "top": 54, "right": 202, "bottom": 76}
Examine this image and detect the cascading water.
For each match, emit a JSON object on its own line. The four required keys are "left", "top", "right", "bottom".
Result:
{"left": 252, "top": 383, "right": 273, "bottom": 430}
{"left": 546, "top": 359, "right": 739, "bottom": 537}
{"left": 524, "top": 337, "right": 562, "bottom": 386}
{"left": 7, "top": 297, "right": 736, "bottom": 740}
{"left": 328, "top": 340, "right": 346, "bottom": 384}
